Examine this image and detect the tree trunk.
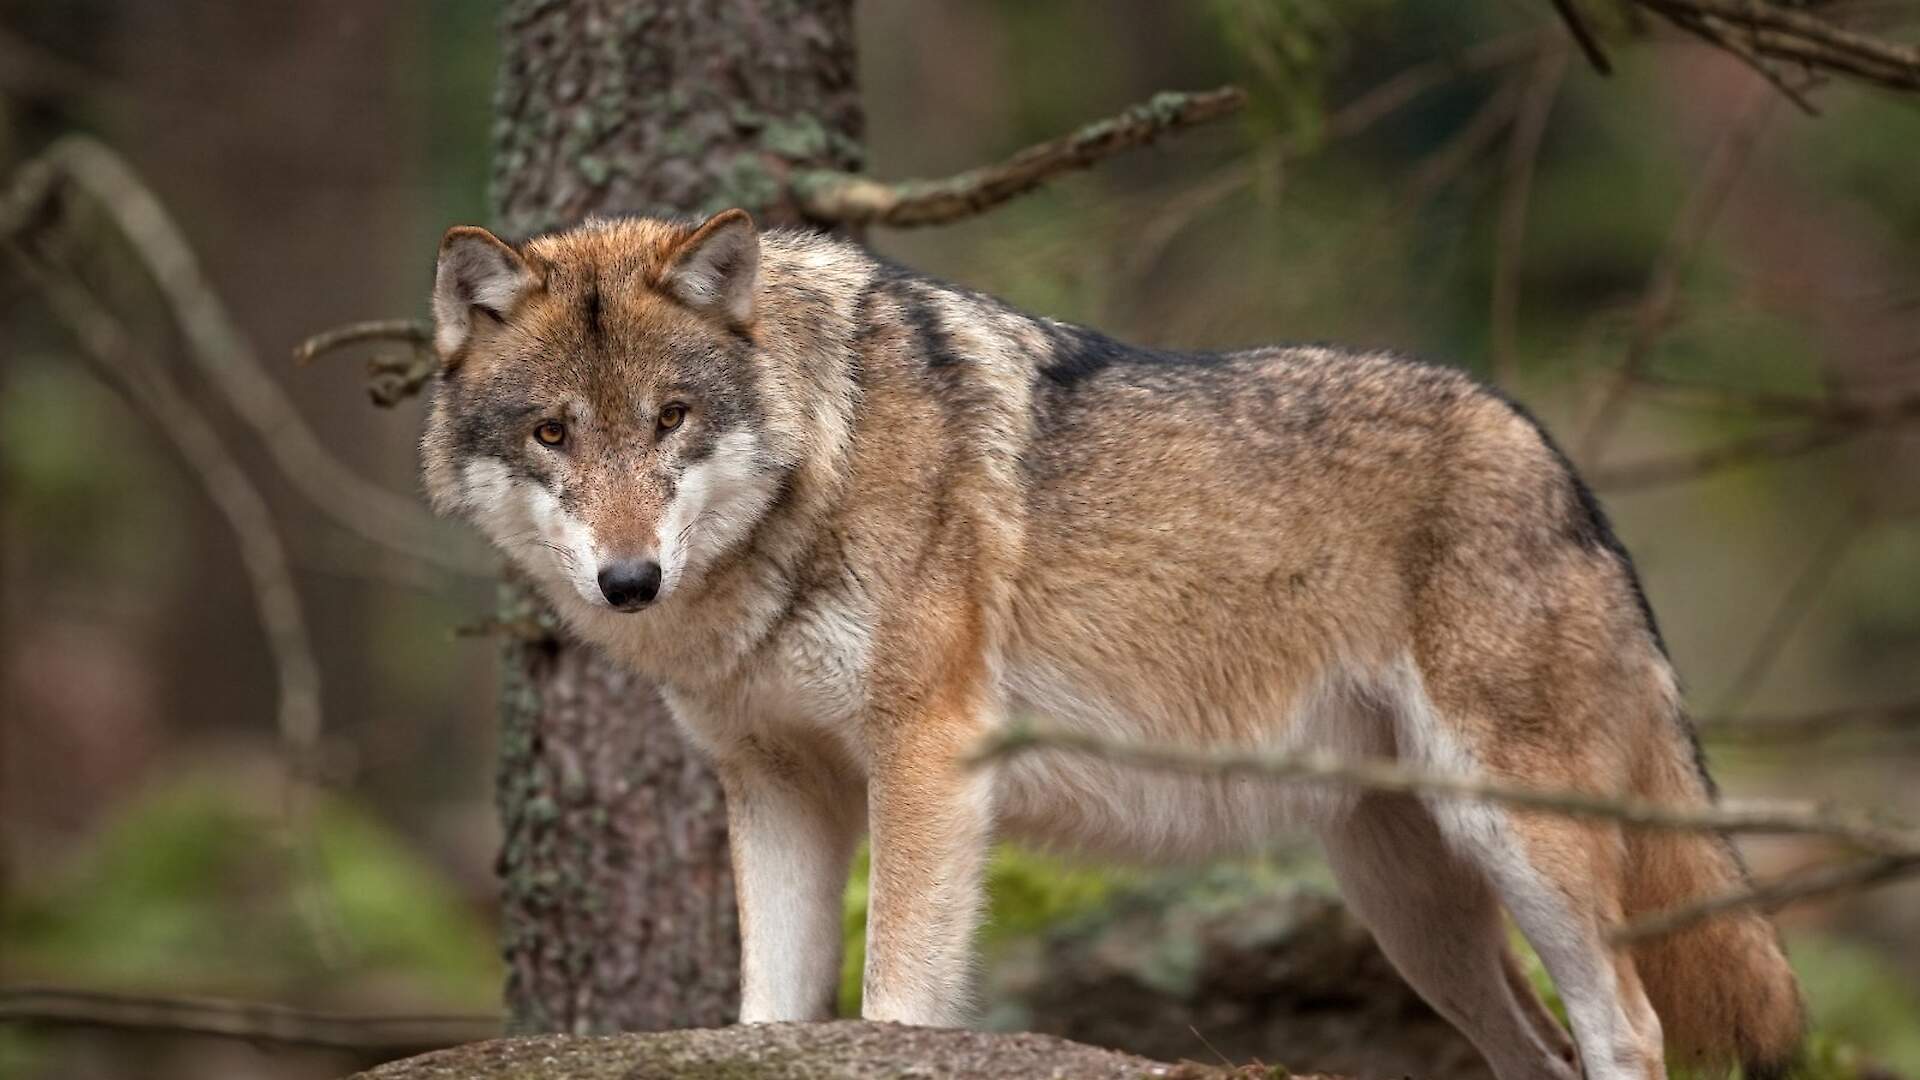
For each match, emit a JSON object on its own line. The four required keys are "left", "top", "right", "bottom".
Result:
{"left": 488, "top": 0, "right": 863, "bottom": 1034}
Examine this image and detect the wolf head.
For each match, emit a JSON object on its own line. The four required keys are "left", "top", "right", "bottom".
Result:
{"left": 422, "top": 210, "right": 799, "bottom": 615}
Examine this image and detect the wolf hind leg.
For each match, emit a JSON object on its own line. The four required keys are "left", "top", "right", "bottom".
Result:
{"left": 1502, "top": 942, "right": 1580, "bottom": 1071}
{"left": 1394, "top": 673, "right": 1666, "bottom": 1080}
{"left": 1321, "top": 791, "right": 1580, "bottom": 1080}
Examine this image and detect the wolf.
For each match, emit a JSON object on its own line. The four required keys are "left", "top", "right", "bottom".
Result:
{"left": 423, "top": 208, "right": 1803, "bottom": 1080}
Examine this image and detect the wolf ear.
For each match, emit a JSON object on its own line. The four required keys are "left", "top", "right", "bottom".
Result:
{"left": 433, "top": 226, "right": 538, "bottom": 360}
{"left": 659, "top": 209, "right": 759, "bottom": 330}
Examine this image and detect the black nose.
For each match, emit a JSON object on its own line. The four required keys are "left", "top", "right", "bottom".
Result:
{"left": 597, "top": 559, "right": 662, "bottom": 610}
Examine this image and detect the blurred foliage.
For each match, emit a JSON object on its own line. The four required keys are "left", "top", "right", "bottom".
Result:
{"left": 1791, "top": 936, "right": 1920, "bottom": 1076}
{"left": 5, "top": 0, "right": 1920, "bottom": 1075}
{"left": 1207, "top": 0, "right": 1392, "bottom": 142}
{"left": 843, "top": 850, "right": 1919, "bottom": 1077}
{"left": 1, "top": 773, "right": 498, "bottom": 1007}
{"left": 837, "top": 844, "right": 1130, "bottom": 1017}
{"left": 0, "top": 360, "right": 193, "bottom": 591}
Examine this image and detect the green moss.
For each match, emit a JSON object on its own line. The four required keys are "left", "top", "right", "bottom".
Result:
{"left": 837, "top": 845, "right": 1128, "bottom": 1016}
{"left": 761, "top": 115, "right": 833, "bottom": 161}
{"left": 1786, "top": 935, "right": 1920, "bottom": 1076}
{"left": 708, "top": 154, "right": 784, "bottom": 217}
{"left": 1, "top": 776, "right": 498, "bottom": 1006}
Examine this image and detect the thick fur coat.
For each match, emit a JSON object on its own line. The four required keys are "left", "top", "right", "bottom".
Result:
{"left": 424, "top": 211, "right": 1803, "bottom": 1080}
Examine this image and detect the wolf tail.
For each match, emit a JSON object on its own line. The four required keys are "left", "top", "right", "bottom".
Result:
{"left": 1623, "top": 702, "right": 1805, "bottom": 1078}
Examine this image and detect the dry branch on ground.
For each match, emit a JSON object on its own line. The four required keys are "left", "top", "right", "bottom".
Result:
{"left": 0, "top": 986, "right": 498, "bottom": 1057}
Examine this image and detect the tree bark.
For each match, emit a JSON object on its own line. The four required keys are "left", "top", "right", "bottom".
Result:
{"left": 489, "top": 0, "right": 863, "bottom": 1034}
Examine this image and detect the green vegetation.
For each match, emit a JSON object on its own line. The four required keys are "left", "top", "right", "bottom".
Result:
{"left": 2, "top": 774, "right": 498, "bottom": 1005}
{"left": 838, "top": 844, "right": 1129, "bottom": 1016}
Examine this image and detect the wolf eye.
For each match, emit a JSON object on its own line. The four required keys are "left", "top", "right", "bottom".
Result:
{"left": 657, "top": 403, "right": 687, "bottom": 432}
{"left": 533, "top": 420, "right": 567, "bottom": 447}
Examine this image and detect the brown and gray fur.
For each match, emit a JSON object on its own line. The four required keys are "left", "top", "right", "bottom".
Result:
{"left": 424, "top": 210, "right": 1803, "bottom": 1080}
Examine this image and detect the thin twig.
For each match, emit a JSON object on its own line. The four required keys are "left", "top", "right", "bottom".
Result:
{"left": 0, "top": 985, "right": 498, "bottom": 1055}
{"left": 5, "top": 248, "right": 325, "bottom": 796}
{"left": 1315, "top": 30, "right": 1549, "bottom": 147}
{"left": 1396, "top": 76, "right": 1530, "bottom": 218}
{"left": 1714, "top": 492, "right": 1877, "bottom": 714}
{"left": 451, "top": 614, "right": 555, "bottom": 644}
{"left": 1586, "top": 422, "right": 1855, "bottom": 489}
{"left": 1122, "top": 31, "right": 1547, "bottom": 285}
{"left": 971, "top": 723, "right": 1919, "bottom": 854}
{"left": 1697, "top": 699, "right": 1920, "bottom": 744}
{"left": 1622, "top": 371, "right": 1874, "bottom": 420}
{"left": 1491, "top": 44, "right": 1571, "bottom": 385}
{"left": 794, "top": 87, "right": 1248, "bottom": 228}
{"left": 1612, "top": 851, "right": 1920, "bottom": 943}
{"left": 5, "top": 216, "right": 352, "bottom": 963}
{"left": 366, "top": 350, "right": 441, "bottom": 408}
{"left": 1549, "top": 0, "right": 1617, "bottom": 74}
{"left": 4, "top": 136, "right": 474, "bottom": 573}
{"left": 1662, "top": 8, "right": 1824, "bottom": 114}
{"left": 292, "top": 318, "right": 431, "bottom": 366}
{"left": 1578, "top": 85, "right": 1775, "bottom": 463}
{"left": 3, "top": 242, "right": 350, "bottom": 958}
{"left": 0, "top": 23, "right": 120, "bottom": 100}
{"left": 975, "top": 724, "right": 1920, "bottom": 942}
{"left": 1632, "top": 0, "right": 1920, "bottom": 92}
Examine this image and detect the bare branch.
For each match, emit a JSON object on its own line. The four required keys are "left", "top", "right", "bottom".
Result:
{"left": 794, "top": 87, "right": 1247, "bottom": 228}
{"left": 1313, "top": 30, "right": 1550, "bottom": 147}
{"left": 976, "top": 724, "right": 1920, "bottom": 940}
{"left": 292, "top": 318, "right": 440, "bottom": 406}
{"left": 1586, "top": 422, "right": 1854, "bottom": 489}
{"left": 1580, "top": 370, "right": 1920, "bottom": 489}
{"left": 1697, "top": 699, "right": 1920, "bottom": 743}
{"left": 0, "top": 985, "right": 498, "bottom": 1055}
{"left": 1491, "top": 45, "right": 1571, "bottom": 385}
{"left": 1658, "top": 7, "right": 1825, "bottom": 114}
{"left": 4, "top": 248, "right": 325, "bottom": 788}
{"left": 292, "top": 318, "right": 431, "bottom": 366}
{"left": 366, "top": 351, "right": 442, "bottom": 408}
{"left": 1622, "top": 371, "right": 1877, "bottom": 420}
{"left": 452, "top": 613, "right": 555, "bottom": 644}
{"left": 1612, "top": 851, "right": 1920, "bottom": 943}
{"left": 0, "top": 23, "right": 119, "bottom": 100}
{"left": 1123, "top": 32, "right": 1548, "bottom": 284}
{"left": 1549, "top": 0, "right": 1617, "bottom": 74}
{"left": 1, "top": 242, "right": 355, "bottom": 954}
{"left": 1714, "top": 492, "right": 1876, "bottom": 714}
{"left": 971, "top": 723, "right": 1919, "bottom": 854}
{"left": 4, "top": 136, "right": 477, "bottom": 573}
{"left": 1578, "top": 86, "right": 1775, "bottom": 463}
{"left": 1633, "top": 0, "right": 1920, "bottom": 92}
{"left": 1397, "top": 76, "right": 1529, "bottom": 216}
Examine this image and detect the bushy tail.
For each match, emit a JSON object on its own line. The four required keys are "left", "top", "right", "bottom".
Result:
{"left": 1625, "top": 721, "right": 1805, "bottom": 1078}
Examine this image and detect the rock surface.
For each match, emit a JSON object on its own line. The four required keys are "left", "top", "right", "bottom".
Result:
{"left": 989, "top": 874, "right": 1490, "bottom": 1080}
{"left": 351, "top": 1022, "right": 1339, "bottom": 1080}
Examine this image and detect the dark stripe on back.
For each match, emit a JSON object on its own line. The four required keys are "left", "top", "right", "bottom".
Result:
{"left": 1038, "top": 321, "right": 1225, "bottom": 390}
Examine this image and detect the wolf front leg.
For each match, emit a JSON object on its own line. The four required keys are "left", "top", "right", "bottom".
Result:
{"left": 859, "top": 639, "right": 997, "bottom": 1027}
{"left": 717, "top": 737, "right": 864, "bottom": 1022}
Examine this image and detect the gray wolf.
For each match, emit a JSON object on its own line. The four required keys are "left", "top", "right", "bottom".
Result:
{"left": 423, "top": 209, "right": 1802, "bottom": 1080}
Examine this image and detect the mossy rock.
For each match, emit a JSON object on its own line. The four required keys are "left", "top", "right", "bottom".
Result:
{"left": 351, "top": 1021, "right": 1332, "bottom": 1079}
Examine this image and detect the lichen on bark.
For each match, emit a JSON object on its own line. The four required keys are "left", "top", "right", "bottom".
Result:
{"left": 485, "top": 0, "right": 863, "bottom": 1034}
